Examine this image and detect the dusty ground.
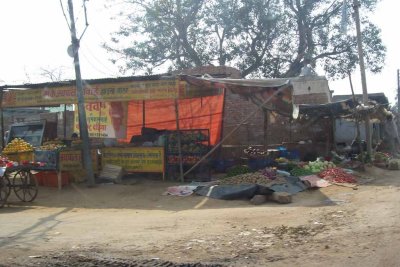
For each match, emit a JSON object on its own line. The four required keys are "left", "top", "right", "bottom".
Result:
{"left": 0, "top": 166, "right": 400, "bottom": 266}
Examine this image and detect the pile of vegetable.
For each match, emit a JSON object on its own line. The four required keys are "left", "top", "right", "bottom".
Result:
{"left": 225, "top": 165, "right": 252, "bottom": 177}
{"left": 373, "top": 152, "right": 390, "bottom": 163}
{"left": 219, "top": 172, "right": 268, "bottom": 185}
{"left": 318, "top": 168, "right": 357, "bottom": 184}
{"left": 275, "top": 157, "right": 289, "bottom": 164}
{"left": 303, "top": 159, "right": 335, "bottom": 173}
{"left": 260, "top": 167, "right": 277, "bottom": 180}
{"left": 290, "top": 167, "right": 313, "bottom": 177}
{"left": 388, "top": 159, "right": 400, "bottom": 170}
{"left": 38, "top": 144, "right": 66, "bottom": 151}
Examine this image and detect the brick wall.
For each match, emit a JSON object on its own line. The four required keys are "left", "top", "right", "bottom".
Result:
{"left": 222, "top": 89, "right": 265, "bottom": 145}
{"left": 175, "top": 66, "right": 333, "bottom": 158}
{"left": 177, "top": 66, "right": 265, "bottom": 146}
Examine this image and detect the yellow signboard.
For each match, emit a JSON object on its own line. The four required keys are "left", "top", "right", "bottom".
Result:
{"left": 2, "top": 79, "right": 180, "bottom": 107}
{"left": 102, "top": 147, "right": 165, "bottom": 173}
{"left": 74, "top": 102, "right": 128, "bottom": 139}
{"left": 58, "top": 149, "right": 99, "bottom": 172}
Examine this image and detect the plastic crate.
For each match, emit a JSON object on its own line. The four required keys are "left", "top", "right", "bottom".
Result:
{"left": 35, "top": 171, "right": 69, "bottom": 187}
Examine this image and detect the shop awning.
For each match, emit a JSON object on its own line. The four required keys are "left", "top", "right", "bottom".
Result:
{"left": 181, "top": 75, "right": 294, "bottom": 117}
{"left": 295, "top": 99, "right": 358, "bottom": 118}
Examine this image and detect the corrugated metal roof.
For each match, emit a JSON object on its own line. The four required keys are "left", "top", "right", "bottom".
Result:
{"left": 0, "top": 73, "right": 173, "bottom": 90}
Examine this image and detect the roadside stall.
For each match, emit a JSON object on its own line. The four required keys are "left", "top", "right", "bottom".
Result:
{"left": 0, "top": 75, "right": 224, "bottom": 188}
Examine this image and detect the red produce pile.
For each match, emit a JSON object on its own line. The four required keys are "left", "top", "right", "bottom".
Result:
{"left": 318, "top": 168, "right": 357, "bottom": 184}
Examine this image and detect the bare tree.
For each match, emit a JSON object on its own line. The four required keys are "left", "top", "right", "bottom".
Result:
{"left": 40, "top": 66, "right": 67, "bottom": 82}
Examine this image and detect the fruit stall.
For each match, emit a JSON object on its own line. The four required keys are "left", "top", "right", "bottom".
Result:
{"left": 0, "top": 75, "right": 225, "bottom": 186}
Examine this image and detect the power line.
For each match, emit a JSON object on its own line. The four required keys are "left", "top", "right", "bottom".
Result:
{"left": 80, "top": 51, "right": 116, "bottom": 77}
{"left": 81, "top": 43, "right": 120, "bottom": 77}
{"left": 59, "top": 0, "right": 71, "bottom": 30}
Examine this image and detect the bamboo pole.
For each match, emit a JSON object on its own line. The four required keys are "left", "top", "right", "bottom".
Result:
{"left": 174, "top": 99, "right": 184, "bottom": 182}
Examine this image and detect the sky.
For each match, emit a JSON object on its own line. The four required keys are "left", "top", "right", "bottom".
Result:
{"left": 0, "top": 0, "right": 399, "bottom": 104}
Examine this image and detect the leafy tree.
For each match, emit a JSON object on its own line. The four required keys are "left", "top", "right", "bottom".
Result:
{"left": 105, "top": 0, "right": 385, "bottom": 79}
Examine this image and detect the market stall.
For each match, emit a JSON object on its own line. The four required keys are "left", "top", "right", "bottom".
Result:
{"left": 0, "top": 74, "right": 225, "bottom": 187}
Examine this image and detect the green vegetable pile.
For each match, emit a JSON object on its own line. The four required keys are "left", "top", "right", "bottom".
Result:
{"left": 303, "top": 159, "right": 335, "bottom": 173}
{"left": 290, "top": 167, "right": 313, "bottom": 177}
{"left": 374, "top": 152, "right": 390, "bottom": 162}
{"left": 225, "top": 165, "right": 252, "bottom": 177}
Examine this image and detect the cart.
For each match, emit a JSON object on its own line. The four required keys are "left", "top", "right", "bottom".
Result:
{"left": 0, "top": 165, "right": 38, "bottom": 208}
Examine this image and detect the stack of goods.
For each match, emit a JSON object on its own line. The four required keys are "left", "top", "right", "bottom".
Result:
{"left": 373, "top": 152, "right": 390, "bottom": 168}
{"left": 167, "top": 130, "right": 210, "bottom": 165}
{"left": 243, "top": 146, "right": 267, "bottom": 158}
{"left": 226, "top": 165, "right": 252, "bottom": 177}
{"left": 3, "top": 138, "right": 34, "bottom": 153}
{"left": 302, "top": 159, "right": 336, "bottom": 173}
{"left": 275, "top": 157, "right": 289, "bottom": 164}
{"left": 374, "top": 152, "right": 390, "bottom": 162}
{"left": 318, "top": 168, "right": 357, "bottom": 184}
{"left": 290, "top": 167, "right": 313, "bottom": 177}
{"left": 38, "top": 143, "right": 66, "bottom": 151}
{"left": 388, "top": 159, "right": 400, "bottom": 170}
{"left": 219, "top": 172, "right": 269, "bottom": 185}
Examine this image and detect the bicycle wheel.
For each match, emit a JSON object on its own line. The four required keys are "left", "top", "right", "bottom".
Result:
{"left": 12, "top": 170, "right": 38, "bottom": 202}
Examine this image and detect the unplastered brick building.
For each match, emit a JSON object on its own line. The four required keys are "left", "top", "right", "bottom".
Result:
{"left": 176, "top": 66, "right": 332, "bottom": 158}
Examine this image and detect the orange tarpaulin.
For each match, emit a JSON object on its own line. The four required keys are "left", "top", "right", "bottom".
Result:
{"left": 124, "top": 94, "right": 225, "bottom": 145}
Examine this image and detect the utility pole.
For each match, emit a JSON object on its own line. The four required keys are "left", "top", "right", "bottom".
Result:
{"left": 353, "top": 0, "right": 372, "bottom": 157}
{"left": 67, "top": 0, "right": 95, "bottom": 186}
{"left": 397, "top": 69, "right": 400, "bottom": 113}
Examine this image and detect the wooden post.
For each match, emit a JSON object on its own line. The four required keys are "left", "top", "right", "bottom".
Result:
{"left": 264, "top": 110, "right": 269, "bottom": 149}
{"left": 0, "top": 88, "right": 4, "bottom": 148}
{"left": 142, "top": 100, "right": 146, "bottom": 128}
{"left": 174, "top": 99, "right": 184, "bottom": 182}
{"left": 63, "top": 104, "right": 67, "bottom": 139}
{"left": 57, "top": 170, "right": 62, "bottom": 190}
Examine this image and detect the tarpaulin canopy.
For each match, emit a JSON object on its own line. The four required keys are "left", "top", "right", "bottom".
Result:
{"left": 295, "top": 99, "right": 358, "bottom": 118}
{"left": 181, "top": 75, "right": 293, "bottom": 117}
{"left": 295, "top": 98, "right": 389, "bottom": 121}
{"left": 124, "top": 95, "right": 224, "bottom": 145}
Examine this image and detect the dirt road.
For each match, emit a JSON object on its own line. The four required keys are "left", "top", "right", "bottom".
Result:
{"left": 1, "top": 166, "right": 400, "bottom": 266}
